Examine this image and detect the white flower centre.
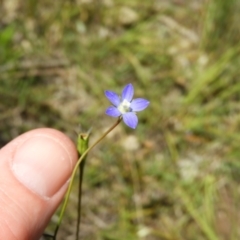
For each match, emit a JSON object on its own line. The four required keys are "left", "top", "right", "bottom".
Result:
{"left": 118, "top": 99, "right": 131, "bottom": 114}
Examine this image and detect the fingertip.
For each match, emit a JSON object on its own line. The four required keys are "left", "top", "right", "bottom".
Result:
{"left": 11, "top": 128, "right": 78, "bottom": 197}
{"left": 0, "top": 128, "right": 78, "bottom": 239}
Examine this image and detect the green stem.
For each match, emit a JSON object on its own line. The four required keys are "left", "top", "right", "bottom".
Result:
{"left": 76, "top": 158, "right": 85, "bottom": 240}
{"left": 76, "top": 131, "right": 90, "bottom": 240}
{"left": 54, "top": 117, "right": 122, "bottom": 239}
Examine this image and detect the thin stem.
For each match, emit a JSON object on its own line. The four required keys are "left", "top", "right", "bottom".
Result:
{"left": 54, "top": 117, "right": 122, "bottom": 239}
{"left": 76, "top": 159, "right": 85, "bottom": 239}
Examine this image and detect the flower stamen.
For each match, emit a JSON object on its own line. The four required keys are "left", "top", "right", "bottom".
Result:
{"left": 118, "top": 99, "right": 131, "bottom": 114}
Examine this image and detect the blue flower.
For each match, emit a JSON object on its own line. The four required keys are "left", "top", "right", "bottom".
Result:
{"left": 105, "top": 83, "right": 150, "bottom": 129}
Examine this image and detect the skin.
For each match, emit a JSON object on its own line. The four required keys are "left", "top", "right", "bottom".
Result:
{"left": 0, "top": 128, "right": 78, "bottom": 240}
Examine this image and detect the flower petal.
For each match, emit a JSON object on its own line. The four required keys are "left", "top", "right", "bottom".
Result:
{"left": 105, "top": 106, "right": 121, "bottom": 117}
{"left": 122, "top": 83, "right": 134, "bottom": 102}
{"left": 105, "top": 90, "right": 121, "bottom": 106}
{"left": 130, "top": 98, "right": 150, "bottom": 112}
{"left": 122, "top": 112, "right": 138, "bottom": 129}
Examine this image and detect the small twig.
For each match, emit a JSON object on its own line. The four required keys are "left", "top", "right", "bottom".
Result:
{"left": 159, "top": 15, "right": 199, "bottom": 44}
{"left": 0, "top": 58, "right": 70, "bottom": 73}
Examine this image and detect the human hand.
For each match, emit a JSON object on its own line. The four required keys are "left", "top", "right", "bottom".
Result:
{"left": 0, "top": 128, "right": 78, "bottom": 240}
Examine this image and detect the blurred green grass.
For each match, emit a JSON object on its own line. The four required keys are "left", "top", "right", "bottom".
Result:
{"left": 1, "top": 0, "right": 240, "bottom": 239}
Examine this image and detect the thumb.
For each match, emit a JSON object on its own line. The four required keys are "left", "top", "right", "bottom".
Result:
{"left": 0, "top": 128, "right": 78, "bottom": 240}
